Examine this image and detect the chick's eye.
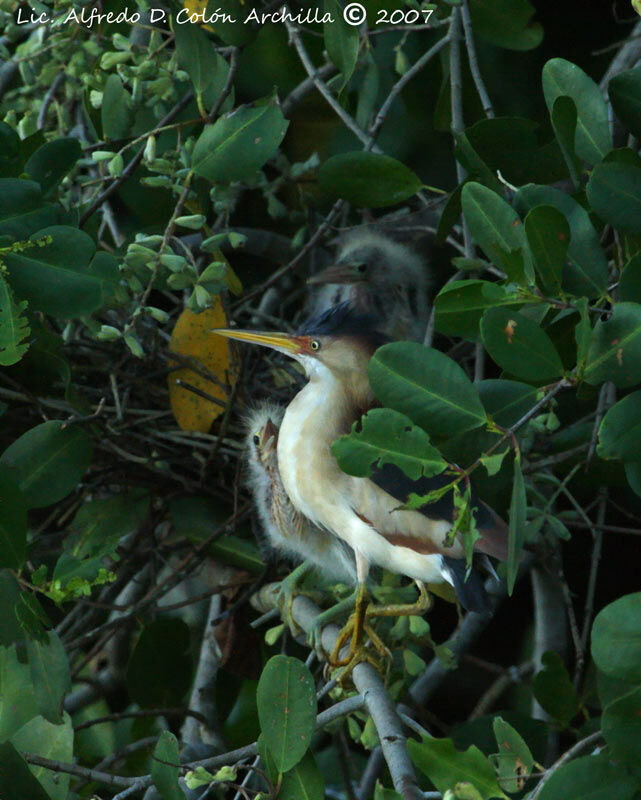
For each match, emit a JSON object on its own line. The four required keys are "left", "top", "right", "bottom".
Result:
{"left": 310, "top": 339, "right": 321, "bottom": 351}
{"left": 252, "top": 434, "right": 260, "bottom": 445}
{"left": 357, "top": 263, "right": 367, "bottom": 273}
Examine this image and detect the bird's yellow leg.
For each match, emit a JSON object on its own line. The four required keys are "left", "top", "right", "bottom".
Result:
{"left": 366, "top": 581, "right": 432, "bottom": 620}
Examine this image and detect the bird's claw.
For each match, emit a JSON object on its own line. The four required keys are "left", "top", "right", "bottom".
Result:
{"left": 329, "top": 618, "right": 391, "bottom": 685}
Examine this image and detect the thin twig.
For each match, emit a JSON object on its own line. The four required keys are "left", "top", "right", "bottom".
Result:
{"left": 37, "top": 71, "right": 65, "bottom": 129}
{"left": 207, "top": 47, "right": 240, "bottom": 122}
{"left": 528, "top": 732, "right": 604, "bottom": 800}
{"left": 460, "top": 0, "right": 495, "bottom": 118}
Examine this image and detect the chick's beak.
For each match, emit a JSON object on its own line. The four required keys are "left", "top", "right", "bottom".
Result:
{"left": 211, "top": 328, "right": 302, "bottom": 356}
{"left": 307, "top": 262, "right": 364, "bottom": 286}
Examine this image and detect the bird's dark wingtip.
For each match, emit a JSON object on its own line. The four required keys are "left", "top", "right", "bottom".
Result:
{"left": 442, "top": 557, "right": 492, "bottom": 614}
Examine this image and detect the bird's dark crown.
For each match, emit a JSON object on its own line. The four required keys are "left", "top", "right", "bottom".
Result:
{"left": 298, "top": 302, "right": 389, "bottom": 347}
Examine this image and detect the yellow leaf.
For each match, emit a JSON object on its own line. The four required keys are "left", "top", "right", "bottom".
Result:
{"left": 168, "top": 298, "right": 237, "bottom": 432}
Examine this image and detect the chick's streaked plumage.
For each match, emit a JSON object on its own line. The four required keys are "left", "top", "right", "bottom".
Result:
{"left": 308, "top": 228, "right": 429, "bottom": 341}
{"left": 245, "top": 403, "right": 356, "bottom": 584}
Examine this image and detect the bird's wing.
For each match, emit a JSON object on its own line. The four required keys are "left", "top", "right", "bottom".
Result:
{"left": 368, "top": 463, "right": 509, "bottom": 561}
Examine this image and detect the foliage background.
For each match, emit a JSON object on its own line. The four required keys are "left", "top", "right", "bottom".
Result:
{"left": 1, "top": 0, "right": 641, "bottom": 798}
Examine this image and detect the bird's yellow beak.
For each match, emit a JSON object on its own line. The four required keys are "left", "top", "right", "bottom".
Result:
{"left": 211, "top": 328, "right": 302, "bottom": 355}
{"left": 307, "top": 262, "right": 364, "bottom": 286}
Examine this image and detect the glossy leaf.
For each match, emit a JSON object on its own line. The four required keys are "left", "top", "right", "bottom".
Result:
{"left": 524, "top": 205, "right": 569, "bottom": 296}
{"left": 126, "top": 618, "right": 192, "bottom": 708}
{"left": 10, "top": 713, "right": 73, "bottom": 800}
{"left": 256, "top": 655, "right": 316, "bottom": 772}
{"left": 192, "top": 97, "right": 289, "bottom": 183}
{"left": 609, "top": 68, "right": 641, "bottom": 139}
{"left": 586, "top": 162, "right": 641, "bottom": 236}
{"left": 168, "top": 300, "right": 237, "bottom": 431}
{"left": 0, "top": 465, "right": 27, "bottom": 570}
{"left": 591, "top": 592, "right": 641, "bottom": 682}
{"left": 4, "top": 225, "right": 119, "bottom": 318}
{"left": 369, "top": 342, "right": 487, "bottom": 437}
{"left": 408, "top": 736, "right": 507, "bottom": 800}
{"left": 66, "top": 493, "right": 150, "bottom": 559}
{"left": 461, "top": 182, "right": 532, "bottom": 284}
{"left": 279, "top": 751, "right": 325, "bottom": 800}
{"left": 173, "top": 18, "right": 219, "bottom": 94}
{"left": 492, "top": 717, "right": 533, "bottom": 794}
{"left": 550, "top": 96, "right": 581, "bottom": 186}
{"left": 434, "top": 280, "right": 520, "bottom": 341}
{"left": 479, "top": 380, "right": 539, "bottom": 428}
{"left": 515, "top": 184, "right": 608, "bottom": 298}
{"left": 323, "top": 0, "right": 358, "bottom": 88}
{"left": 318, "top": 152, "right": 423, "bottom": 208}
{"left": 0, "top": 420, "right": 93, "bottom": 509}
{"left": 23, "top": 138, "right": 82, "bottom": 196}
{"left": 0, "top": 179, "right": 65, "bottom": 240}
{"left": 101, "top": 74, "right": 134, "bottom": 140}
{"left": 26, "top": 632, "right": 71, "bottom": 724}
{"left": 602, "top": 686, "right": 641, "bottom": 764}
{"left": 597, "top": 391, "right": 641, "bottom": 463}
{"left": 536, "top": 754, "right": 637, "bottom": 800}
{"left": 0, "top": 274, "right": 30, "bottom": 366}
{"left": 468, "top": 0, "right": 542, "bottom": 51}
{"left": 332, "top": 408, "right": 447, "bottom": 480}
{"left": 0, "top": 742, "right": 50, "bottom": 800}
{"left": 542, "top": 58, "right": 611, "bottom": 164}
{"left": 507, "top": 458, "right": 526, "bottom": 595}
{"left": 481, "top": 308, "right": 564, "bottom": 382}
{"left": 533, "top": 652, "right": 579, "bottom": 727}
{"left": 152, "top": 731, "right": 186, "bottom": 800}
{"left": 584, "top": 302, "right": 641, "bottom": 387}
{"left": 619, "top": 253, "right": 641, "bottom": 303}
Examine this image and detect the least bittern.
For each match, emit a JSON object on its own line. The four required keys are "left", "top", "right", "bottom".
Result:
{"left": 219, "top": 305, "right": 508, "bottom": 674}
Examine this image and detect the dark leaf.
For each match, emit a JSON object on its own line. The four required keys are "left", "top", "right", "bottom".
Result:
{"left": 152, "top": 731, "right": 186, "bottom": 800}
{"left": 584, "top": 302, "right": 641, "bottom": 387}
{"left": 26, "top": 631, "right": 71, "bottom": 724}
{"left": 0, "top": 465, "right": 28, "bottom": 570}
{"left": 533, "top": 651, "right": 579, "bottom": 727}
{"left": 609, "top": 67, "right": 641, "bottom": 139}
{"left": 591, "top": 592, "right": 641, "bottom": 683}
{"left": 535, "top": 754, "right": 637, "bottom": 800}
{"left": 318, "top": 152, "right": 423, "bottom": 208}
{"left": 434, "top": 280, "right": 521, "bottom": 341}
{"left": 23, "top": 138, "right": 82, "bottom": 196}
{"left": 101, "top": 74, "right": 134, "bottom": 140}
{"left": 523, "top": 205, "right": 569, "bottom": 295}
{"left": 279, "top": 751, "right": 325, "bottom": 800}
{"left": 587, "top": 162, "right": 641, "bottom": 236}
{"left": 0, "top": 742, "right": 50, "bottom": 800}
{"left": 602, "top": 686, "right": 641, "bottom": 765}
{"left": 507, "top": 457, "right": 526, "bottom": 594}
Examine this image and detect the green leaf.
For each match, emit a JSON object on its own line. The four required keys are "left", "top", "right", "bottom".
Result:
{"left": 584, "top": 302, "right": 641, "bottom": 387}
{"left": 468, "top": 0, "right": 542, "bottom": 51}
{"left": 542, "top": 58, "right": 611, "bottom": 164}
{"left": 26, "top": 631, "right": 71, "bottom": 724}
{"left": 619, "top": 253, "right": 641, "bottom": 303}
{"left": 461, "top": 182, "right": 532, "bottom": 284}
{"left": 0, "top": 645, "right": 38, "bottom": 739}
{"left": 192, "top": 97, "right": 289, "bottom": 183}
{"left": 126, "top": 618, "right": 192, "bottom": 708}
{"left": 23, "top": 138, "right": 82, "bottom": 196}
{"left": 332, "top": 408, "right": 447, "bottom": 480}
{"left": 369, "top": 342, "right": 487, "bottom": 437}
{"left": 66, "top": 493, "right": 150, "bottom": 559}
{"left": 535, "top": 754, "right": 637, "bottom": 800}
{"left": 101, "top": 74, "right": 134, "bottom": 140}
{"left": 323, "top": 0, "right": 358, "bottom": 88}
{"left": 0, "top": 274, "right": 30, "bottom": 366}
{"left": 524, "top": 205, "right": 569, "bottom": 296}
{"left": 602, "top": 686, "right": 641, "bottom": 764}
{"left": 0, "top": 571, "right": 25, "bottom": 647}
{"left": 408, "top": 736, "right": 507, "bottom": 800}
{"left": 0, "top": 742, "right": 50, "bottom": 800}
{"left": 515, "top": 184, "right": 608, "bottom": 298}
{"left": 0, "top": 179, "right": 66, "bottom": 240}
{"left": 597, "top": 391, "right": 641, "bottom": 463}
{"left": 0, "top": 465, "right": 27, "bottom": 570}
{"left": 624, "top": 460, "right": 641, "bottom": 498}
{"left": 256, "top": 655, "right": 317, "bottom": 772}
{"left": 4, "top": 225, "right": 119, "bottom": 318}
{"left": 507, "top": 457, "right": 526, "bottom": 594}
{"left": 609, "top": 67, "right": 641, "bottom": 139}
{"left": 173, "top": 18, "right": 218, "bottom": 95}
{"left": 481, "top": 308, "right": 564, "bottom": 382}
{"left": 492, "top": 717, "right": 533, "bottom": 795}
{"left": 318, "top": 152, "right": 423, "bottom": 208}
{"left": 550, "top": 96, "right": 582, "bottom": 186}
{"left": 479, "top": 380, "right": 539, "bottom": 427}
{"left": 575, "top": 297, "right": 592, "bottom": 372}
{"left": 587, "top": 162, "right": 641, "bottom": 236}
{"left": 434, "top": 280, "right": 521, "bottom": 341}
{"left": 533, "top": 651, "right": 579, "bottom": 727}
{"left": 10, "top": 713, "right": 73, "bottom": 800}
{"left": 591, "top": 592, "right": 641, "bottom": 682}
{"left": 279, "top": 751, "right": 325, "bottom": 800}
{"left": 0, "top": 420, "right": 93, "bottom": 509}
{"left": 152, "top": 731, "right": 186, "bottom": 800}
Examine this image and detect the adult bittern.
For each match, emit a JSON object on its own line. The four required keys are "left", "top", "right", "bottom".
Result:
{"left": 217, "top": 305, "right": 508, "bottom": 670}
{"left": 307, "top": 229, "right": 429, "bottom": 341}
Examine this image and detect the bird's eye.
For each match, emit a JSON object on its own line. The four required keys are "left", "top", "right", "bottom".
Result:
{"left": 357, "top": 263, "right": 367, "bottom": 273}
{"left": 310, "top": 339, "right": 321, "bottom": 351}
{"left": 252, "top": 434, "right": 260, "bottom": 445}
